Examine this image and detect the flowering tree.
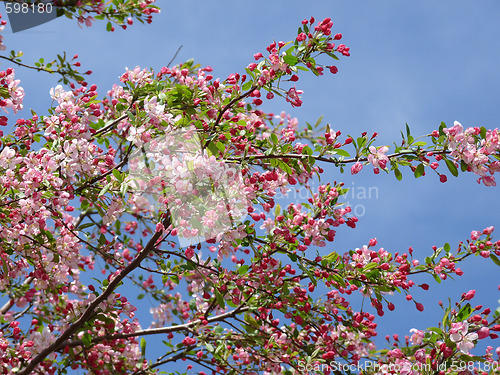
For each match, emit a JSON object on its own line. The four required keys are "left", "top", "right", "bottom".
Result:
{"left": 0, "top": 2, "right": 500, "bottom": 375}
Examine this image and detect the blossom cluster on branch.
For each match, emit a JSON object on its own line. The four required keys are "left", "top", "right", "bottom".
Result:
{"left": 0, "top": 5, "right": 499, "bottom": 375}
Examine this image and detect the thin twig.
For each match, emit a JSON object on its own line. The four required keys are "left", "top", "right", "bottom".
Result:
{"left": 167, "top": 45, "right": 183, "bottom": 68}
{"left": 0, "top": 55, "right": 70, "bottom": 80}
{"left": 62, "top": 305, "right": 250, "bottom": 348}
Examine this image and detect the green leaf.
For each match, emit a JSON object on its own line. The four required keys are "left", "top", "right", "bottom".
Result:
{"left": 98, "top": 182, "right": 112, "bottom": 197}
{"left": 98, "top": 233, "right": 106, "bottom": 246}
{"left": 214, "top": 289, "right": 225, "bottom": 309}
{"left": 77, "top": 222, "right": 94, "bottom": 231}
{"left": 334, "top": 149, "right": 350, "bottom": 157}
{"left": 364, "top": 262, "right": 378, "bottom": 271}
{"left": 207, "top": 142, "right": 219, "bottom": 157}
{"left": 314, "top": 115, "right": 323, "bottom": 128}
{"left": 414, "top": 164, "right": 425, "bottom": 178}
{"left": 412, "top": 141, "right": 427, "bottom": 147}
{"left": 277, "top": 160, "right": 292, "bottom": 175}
{"left": 302, "top": 146, "right": 313, "bottom": 155}
{"left": 456, "top": 303, "right": 472, "bottom": 321}
{"left": 170, "top": 274, "right": 179, "bottom": 284}
{"left": 271, "top": 133, "right": 279, "bottom": 144}
{"left": 112, "top": 169, "right": 122, "bottom": 181}
{"left": 323, "top": 251, "right": 339, "bottom": 263}
{"left": 216, "top": 141, "right": 225, "bottom": 153}
{"left": 406, "top": 123, "right": 411, "bottom": 138}
{"left": 460, "top": 160, "right": 468, "bottom": 172}
{"left": 490, "top": 254, "right": 500, "bottom": 267}
{"left": 444, "top": 243, "right": 451, "bottom": 253}
{"left": 330, "top": 273, "right": 346, "bottom": 288}
{"left": 238, "top": 265, "right": 249, "bottom": 275}
{"left": 394, "top": 168, "right": 402, "bottom": 181}
{"left": 480, "top": 126, "right": 487, "bottom": 139}
{"left": 242, "top": 81, "right": 252, "bottom": 91}
{"left": 244, "top": 314, "right": 260, "bottom": 328}
{"left": 283, "top": 54, "right": 298, "bottom": 66}
{"left": 439, "top": 121, "right": 446, "bottom": 136}
{"left": 82, "top": 332, "right": 92, "bottom": 347}
{"left": 445, "top": 159, "right": 458, "bottom": 177}
{"left": 140, "top": 338, "right": 146, "bottom": 357}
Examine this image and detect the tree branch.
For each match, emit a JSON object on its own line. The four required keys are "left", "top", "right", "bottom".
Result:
{"left": 226, "top": 149, "right": 452, "bottom": 165}
{"left": 62, "top": 305, "right": 250, "bottom": 348}
{"left": 17, "top": 213, "right": 172, "bottom": 375}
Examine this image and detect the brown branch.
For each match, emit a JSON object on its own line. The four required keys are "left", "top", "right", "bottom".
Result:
{"left": 227, "top": 149, "right": 452, "bottom": 165}
{"left": 167, "top": 45, "right": 183, "bottom": 68}
{"left": 91, "top": 114, "right": 129, "bottom": 139}
{"left": 17, "top": 213, "right": 172, "bottom": 375}
{"left": 62, "top": 305, "right": 250, "bottom": 348}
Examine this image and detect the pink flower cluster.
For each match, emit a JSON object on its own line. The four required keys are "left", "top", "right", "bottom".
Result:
{"left": 0, "top": 68, "right": 25, "bottom": 115}
{"left": 444, "top": 120, "right": 500, "bottom": 186}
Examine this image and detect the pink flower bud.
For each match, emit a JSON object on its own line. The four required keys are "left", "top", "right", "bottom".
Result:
{"left": 329, "top": 66, "right": 338, "bottom": 74}
{"left": 253, "top": 52, "right": 263, "bottom": 60}
{"left": 463, "top": 289, "right": 476, "bottom": 300}
{"left": 477, "top": 327, "right": 490, "bottom": 339}
{"left": 351, "top": 162, "right": 363, "bottom": 175}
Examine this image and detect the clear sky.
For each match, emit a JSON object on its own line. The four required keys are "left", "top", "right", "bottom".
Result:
{"left": 3, "top": 0, "right": 500, "bottom": 370}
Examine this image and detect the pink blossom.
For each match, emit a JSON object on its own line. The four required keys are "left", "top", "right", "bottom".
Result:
{"left": 483, "top": 226, "right": 495, "bottom": 235}
{"left": 478, "top": 175, "right": 496, "bottom": 186}
{"left": 367, "top": 146, "right": 389, "bottom": 169}
{"left": 409, "top": 328, "right": 424, "bottom": 345}
{"left": 450, "top": 321, "right": 478, "bottom": 354}
{"left": 285, "top": 86, "right": 303, "bottom": 107}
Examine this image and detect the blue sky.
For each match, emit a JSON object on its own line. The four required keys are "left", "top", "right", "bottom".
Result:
{"left": 3, "top": 0, "right": 500, "bottom": 370}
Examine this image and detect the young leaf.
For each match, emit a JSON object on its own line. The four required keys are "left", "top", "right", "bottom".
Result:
{"left": 334, "top": 149, "right": 350, "bottom": 157}
{"left": 271, "top": 133, "right": 279, "bottom": 144}
{"left": 283, "top": 55, "right": 298, "bottom": 66}
{"left": 444, "top": 159, "right": 458, "bottom": 177}
{"left": 394, "top": 168, "right": 402, "bottom": 181}
{"left": 414, "top": 164, "right": 425, "bottom": 178}
{"left": 140, "top": 338, "right": 146, "bottom": 357}
{"left": 480, "top": 126, "right": 487, "bottom": 139}
{"left": 490, "top": 254, "right": 500, "bottom": 267}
